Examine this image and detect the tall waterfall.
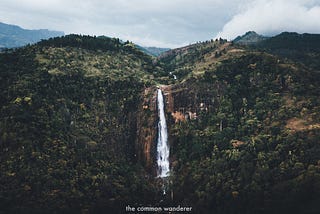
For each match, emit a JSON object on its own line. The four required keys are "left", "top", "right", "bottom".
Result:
{"left": 156, "top": 89, "right": 170, "bottom": 178}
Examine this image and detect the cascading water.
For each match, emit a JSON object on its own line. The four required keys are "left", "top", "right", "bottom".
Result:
{"left": 156, "top": 88, "right": 170, "bottom": 178}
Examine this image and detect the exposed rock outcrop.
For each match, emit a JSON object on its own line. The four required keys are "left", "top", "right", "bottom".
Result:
{"left": 135, "top": 80, "right": 225, "bottom": 174}
{"left": 135, "top": 87, "right": 158, "bottom": 173}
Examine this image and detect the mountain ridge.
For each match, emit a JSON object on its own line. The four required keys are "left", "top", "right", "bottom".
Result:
{"left": 233, "top": 31, "right": 268, "bottom": 45}
{"left": 0, "top": 22, "right": 170, "bottom": 56}
{"left": 0, "top": 22, "right": 64, "bottom": 48}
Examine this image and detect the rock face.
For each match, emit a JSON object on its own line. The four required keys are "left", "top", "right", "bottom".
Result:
{"left": 135, "top": 84, "right": 197, "bottom": 174}
{"left": 162, "top": 80, "right": 225, "bottom": 122}
{"left": 135, "top": 81, "right": 225, "bottom": 174}
{"left": 135, "top": 87, "right": 158, "bottom": 173}
{"left": 135, "top": 84, "right": 193, "bottom": 174}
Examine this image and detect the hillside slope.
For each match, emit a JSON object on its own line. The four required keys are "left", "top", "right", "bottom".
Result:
{"left": 157, "top": 34, "right": 320, "bottom": 213}
{"left": 252, "top": 32, "right": 320, "bottom": 70}
{"left": 0, "top": 35, "right": 162, "bottom": 212}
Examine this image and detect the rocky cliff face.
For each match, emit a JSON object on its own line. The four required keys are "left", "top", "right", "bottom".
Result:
{"left": 135, "top": 83, "right": 208, "bottom": 174}
{"left": 162, "top": 79, "right": 227, "bottom": 122}
{"left": 135, "top": 87, "right": 158, "bottom": 174}
{"left": 135, "top": 80, "right": 227, "bottom": 174}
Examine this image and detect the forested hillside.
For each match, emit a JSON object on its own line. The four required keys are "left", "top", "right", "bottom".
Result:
{"left": 156, "top": 34, "right": 320, "bottom": 213}
{"left": 166, "top": 52, "right": 320, "bottom": 214}
{"left": 0, "top": 33, "right": 320, "bottom": 213}
{"left": 0, "top": 35, "right": 163, "bottom": 213}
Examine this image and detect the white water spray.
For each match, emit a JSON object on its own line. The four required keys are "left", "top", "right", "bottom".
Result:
{"left": 156, "top": 89, "right": 170, "bottom": 178}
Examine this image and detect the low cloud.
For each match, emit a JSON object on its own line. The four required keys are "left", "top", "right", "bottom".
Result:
{"left": 1, "top": 0, "right": 319, "bottom": 47}
{"left": 216, "top": 0, "right": 320, "bottom": 40}
{"left": 0, "top": 0, "right": 242, "bottom": 47}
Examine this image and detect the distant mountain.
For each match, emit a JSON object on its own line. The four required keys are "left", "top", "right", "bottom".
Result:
{"left": 0, "top": 22, "right": 64, "bottom": 48}
{"left": 142, "top": 46, "right": 170, "bottom": 56}
{"left": 233, "top": 31, "right": 267, "bottom": 45}
{"left": 137, "top": 45, "right": 170, "bottom": 56}
{"left": 233, "top": 31, "right": 320, "bottom": 70}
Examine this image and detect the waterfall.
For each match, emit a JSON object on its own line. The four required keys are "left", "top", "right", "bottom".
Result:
{"left": 156, "top": 88, "right": 170, "bottom": 178}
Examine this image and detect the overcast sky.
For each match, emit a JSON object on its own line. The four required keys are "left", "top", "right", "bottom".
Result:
{"left": 1, "top": 0, "right": 320, "bottom": 47}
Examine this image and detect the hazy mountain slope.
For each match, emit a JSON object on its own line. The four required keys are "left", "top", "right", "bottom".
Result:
{"left": 135, "top": 45, "right": 170, "bottom": 56}
{"left": 234, "top": 31, "right": 268, "bottom": 45}
{"left": 0, "top": 22, "right": 64, "bottom": 48}
{"left": 141, "top": 46, "right": 170, "bottom": 56}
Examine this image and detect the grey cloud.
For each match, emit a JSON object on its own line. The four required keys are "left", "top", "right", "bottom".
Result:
{"left": 1, "top": 0, "right": 243, "bottom": 47}
{"left": 216, "top": 0, "right": 320, "bottom": 40}
{"left": 0, "top": 0, "right": 318, "bottom": 47}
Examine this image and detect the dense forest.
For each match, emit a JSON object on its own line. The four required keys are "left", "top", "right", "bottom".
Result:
{"left": 0, "top": 35, "right": 162, "bottom": 213}
{"left": 0, "top": 33, "right": 320, "bottom": 213}
{"left": 169, "top": 53, "right": 320, "bottom": 214}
